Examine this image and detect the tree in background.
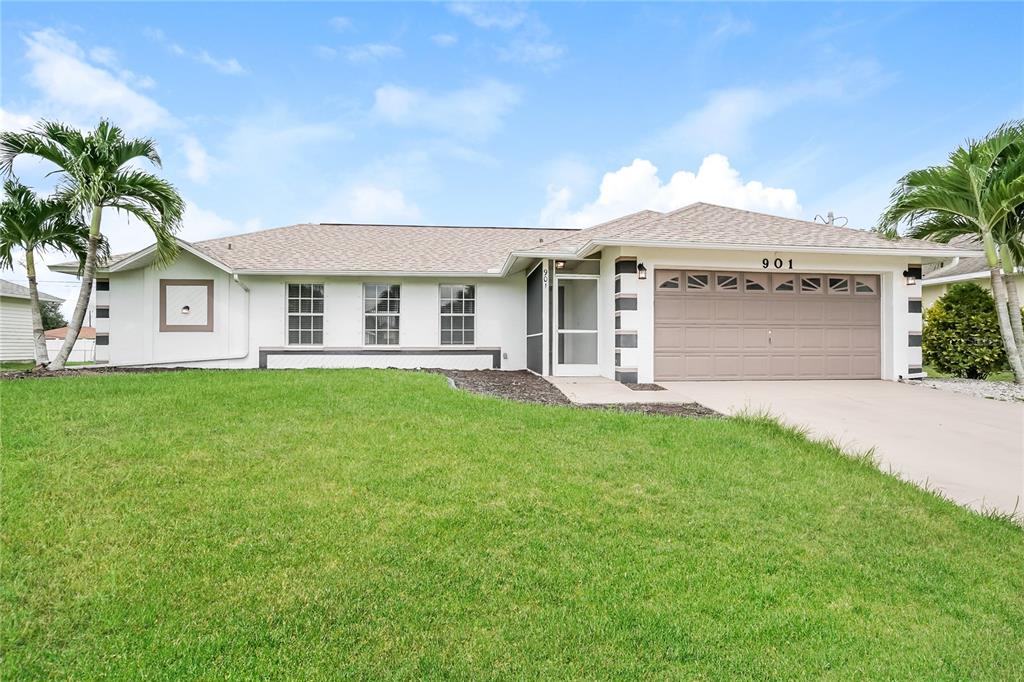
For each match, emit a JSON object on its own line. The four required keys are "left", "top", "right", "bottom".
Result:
{"left": 0, "top": 179, "right": 93, "bottom": 367}
{"left": 40, "top": 300, "right": 67, "bottom": 330}
{"left": 877, "top": 121, "right": 1024, "bottom": 384}
{"left": 0, "top": 120, "right": 183, "bottom": 370}
{"left": 923, "top": 283, "right": 1008, "bottom": 379}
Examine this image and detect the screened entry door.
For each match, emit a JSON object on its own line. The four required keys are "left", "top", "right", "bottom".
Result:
{"left": 554, "top": 275, "right": 599, "bottom": 375}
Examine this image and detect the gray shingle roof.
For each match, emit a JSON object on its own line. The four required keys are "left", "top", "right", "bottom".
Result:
{"left": 191, "top": 223, "right": 576, "bottom": 274}
{"left": 523, "top": 203, "right": 971, "bottom": 255}
{"left": 0, "top": 279, "right": 63, "bottom": 302}
{"left": 923, "top": 256, "right": 989, "bottom": 280}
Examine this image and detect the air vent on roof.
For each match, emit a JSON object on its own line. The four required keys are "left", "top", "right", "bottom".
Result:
{"left": 227, "top": 242, "right": 232, "bottom": 250}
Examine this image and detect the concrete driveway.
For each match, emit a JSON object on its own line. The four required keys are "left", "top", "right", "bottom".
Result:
{"left": 547, "top": 376, "right": 1023, "bottom": 517}
{"left": 661, "top": 381, "right": 1023, "bottom": 517}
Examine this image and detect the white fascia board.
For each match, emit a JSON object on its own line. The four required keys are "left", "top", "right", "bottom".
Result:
{"left": 922, "top": 271, "right": 990, "bottom": 286}
{"left": 108, "top": 239, "right": 233, "bottom": 274}
{"left": 583, "top": 238, "right": 983, "bottom": 259}
{"left": 232, "top": 269, "right": 505, "bottom": 278}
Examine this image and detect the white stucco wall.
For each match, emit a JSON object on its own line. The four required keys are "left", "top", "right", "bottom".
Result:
{"left": 104, "top": 253, "right": 528, "bottom": 369}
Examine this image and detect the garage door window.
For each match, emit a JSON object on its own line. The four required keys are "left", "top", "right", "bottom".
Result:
{"left": 716, "top": 273, "right": 739, "bottom": 291}
{"left": 657, "top": 271, "right": 680, "bottom": 289}
{"left": 854, "top": 276, "right": 878, "bottom": 295}
{"left": 686, "top": 273, "right": 709, "bottom": 291}
{"left": 800, "top": 276, "right": 823, "bottom": 293}
{"left": 744, "top": 274, "right": 768, "bottom": 292}
{"left": 773, "top": 274, "right": 795, "bottom": 292}
{"left": 828, "top": 276, "right": 850, "bottom": 294}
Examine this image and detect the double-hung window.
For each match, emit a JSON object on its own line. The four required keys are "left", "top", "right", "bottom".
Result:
{"left": 364, "top": 284, "right": 400, "bottom": 345}
{"left": 287, "top": 284, "right": 324, "bottom": 345}
{"left": 440, "top": 284, "right": 475, "bottom": 345}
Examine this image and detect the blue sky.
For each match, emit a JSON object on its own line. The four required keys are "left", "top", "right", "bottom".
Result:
{"left": 2, "top": 2, "right": 1022, "bottom": 304}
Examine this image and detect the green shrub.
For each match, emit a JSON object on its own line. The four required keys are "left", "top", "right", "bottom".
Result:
{"left": 923, "top": 282, "right": 1008, "bottom": 379}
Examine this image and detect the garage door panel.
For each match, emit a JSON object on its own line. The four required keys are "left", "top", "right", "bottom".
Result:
{"left": 684, "top": 327, "right": 714, "bottom": 350}
{"left": 742, "top": 299, "right": 769, "bottom": 321}
{"left": 655, "top": 269, "right": 881, "bottom": 381}
{"left": 715, "top": 300, "right": 742, "bottom": 322}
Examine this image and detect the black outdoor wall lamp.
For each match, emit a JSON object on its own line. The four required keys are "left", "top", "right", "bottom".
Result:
{"left": 902, "top": 265, "right": 922, "bottom": 286}
{"left": 637, "top": 263, "right": 648, "bottom": 280}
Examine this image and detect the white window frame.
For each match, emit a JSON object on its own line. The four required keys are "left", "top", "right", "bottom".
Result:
{"left": 286, "top": 283, "right": 325, "bottom": 346}
{"left": 363, "top": 283, "right": 401, "bottom": 346}
{"left": 439, "top": 284, "right": 476, "bottom": 346}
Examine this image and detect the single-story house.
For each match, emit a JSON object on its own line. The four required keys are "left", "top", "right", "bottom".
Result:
{"left": 923, "top": 255, "right": 1024, "bottom": 310}
{"left": 0, "top": 279, "right": 63, "bottom": 362}
{"left": 44, "top": 326, "right": 96, "bottom": 363}
{"left": 50, "top": 202, "right": 979, "bottom": 382}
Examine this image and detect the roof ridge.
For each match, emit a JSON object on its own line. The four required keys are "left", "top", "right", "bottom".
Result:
{"left": 194, "top": 222, "right": 577, "bottom": 247}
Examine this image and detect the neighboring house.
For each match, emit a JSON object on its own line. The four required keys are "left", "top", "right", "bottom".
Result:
{"left": 44, "top": 326, "right": 96, "bottom": 364}
{"left": 0, "top": 279, "right": 63, "bottom": 362}
{"left": 922, "top": 256, "right": 1024, "bottom": 309}
{"left": 50, "top": 202, "right": 979, "bottom": 382}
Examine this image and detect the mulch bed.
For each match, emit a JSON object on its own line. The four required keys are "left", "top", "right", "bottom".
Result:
{"left": 431, "top": 369, "right": 719, "bottom": 418}
{"left": 624, "top": 383, "right": 666, "bottom": 391}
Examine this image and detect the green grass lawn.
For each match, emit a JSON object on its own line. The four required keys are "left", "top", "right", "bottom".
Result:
{"left": 2, "top": 370, "right": 1022, "bottom": 679}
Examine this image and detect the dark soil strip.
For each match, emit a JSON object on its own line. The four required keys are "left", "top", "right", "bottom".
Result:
{"left": 625, "top": 383, "right": 666, "bottom": 391}
{"left": 430, "top": 369, "right": 719, "bottom": 418}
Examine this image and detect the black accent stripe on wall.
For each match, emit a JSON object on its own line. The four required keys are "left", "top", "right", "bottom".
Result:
{"left": 908, "top": 299, "right": 922, "bottom": 313}
{"left": 615, "top": 351, "right": 621, "bottom": 367}
{"left": 907, "top": 366, "right": 923, "bottom": 375}
{"left": 615, "top": 370, "right": 638, "bottom": 384}
{"left": 614, "top": 295, "right": 638, "bottom": 311}
{"left": 908, "top": 333, "right": 922, "bottom": 347}
{"left": 96, "top": 306, "right": 110, "bottom": 319}
{"left": 615, "top": 332, "right": 638, "bottom": 349}
{"left": 259, "top": 347, "right": 502, "bottom": 370}
{"left": 96, "top": 334, "right": 109, "bottom": 346}
{"left": 615, "top": 259, "right": 637, "bottom": 275}
{"left": 95, "top": 279, "right": 110, "bottom": 291}
{"left": 614, "top": 277, "right": 621, "bottom": 294}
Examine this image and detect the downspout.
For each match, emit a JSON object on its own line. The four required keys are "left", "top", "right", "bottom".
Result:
{"left": 113, "top": 273, "right": 252, "bottom": 367}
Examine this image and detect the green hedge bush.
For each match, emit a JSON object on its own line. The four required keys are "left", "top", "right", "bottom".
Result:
{"left": 923, "top": 282, "right": 1008, "bottom": 379}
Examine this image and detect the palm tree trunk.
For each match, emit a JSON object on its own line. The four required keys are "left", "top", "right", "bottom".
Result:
{"left": 1000, "top": 251, "right": 1024, "bottom": 369}
{"left": 989, "top": 266, "right": 1024, "bottom": 384}
{"left": 50, "top": 205, "right": 101, "bottom": 370}
{"left": 24, "top": 249, "right": 50, "bottom": 367}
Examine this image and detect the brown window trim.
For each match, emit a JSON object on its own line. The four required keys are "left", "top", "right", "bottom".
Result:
{"left": 159, "top": 279, "right": 214, "bottom": 332}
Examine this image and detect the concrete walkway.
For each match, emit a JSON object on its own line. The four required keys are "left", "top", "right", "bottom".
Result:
{"left": 548, "top": 377, "right": 1024, "bottom": 517}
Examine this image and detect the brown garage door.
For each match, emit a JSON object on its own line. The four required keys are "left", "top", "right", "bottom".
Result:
{"left": 654, "top": 270, "right": 881, "bottom": 380}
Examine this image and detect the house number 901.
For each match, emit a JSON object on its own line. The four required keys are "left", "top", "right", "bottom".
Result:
{"left": 762, "top": 258, "right": 793, "bottom": 270}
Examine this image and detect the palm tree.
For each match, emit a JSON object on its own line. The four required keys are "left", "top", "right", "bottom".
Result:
{"left": 0, "top": 179, "right": 96, "bottom": 367}
{"left": 877, "top": 121, "right": 1024, "bottom": 384}
{"left": 0, "top": 120, "right": 184, "bottom": 369}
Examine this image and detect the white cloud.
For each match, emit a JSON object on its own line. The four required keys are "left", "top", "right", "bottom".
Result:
{"left": 181, "top": 135, "right": 211, "bottom": 183}
{"left": 329, "top": 16, "right": 353, "bottom": 32}
{"left": 145, "top": 28, "right": 247, "bottom": 76}
{"left": 431, "top": 33, "right": 458, "bottom": 47}
{"left": 195, "top": 51, "right": 247, "bottom": 75}
{"left": 344, "top": 43, "right": 403, "bottom": 63}
{"left": 448, "top": 2, "right": 527, "bottom": 30}
{"left": 372, "top": 79, "right": 521, "bottom": 139}
{"left": 88, "top": 45, "right": 157, "bottom": 89}
{"left": 540, "top": 154, "right": 801, "bottom": 227}
{"left": 314, "top": 185, "right": 422, "bottom": 224}
{"left": 497, "top": 40, "right": 564, "bottom": 65}
{"left": 0, "top": 108, "right": 36, "bottom": 132}
{"left": 23, "top": 29, "right": 174, "bottom": 131}
{"left": 657, "top": 61, "right": 892, "bottom": 155}
{"left": 180, "top": 201, "right": 262, "bottom": 241}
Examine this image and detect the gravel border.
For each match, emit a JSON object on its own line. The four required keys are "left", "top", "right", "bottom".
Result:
{"left": 0, "top": 366, "right": 191, "bottom": 380}
{"left": 910, "top": 377, "right": 1024, "bottom": 402}
{"left": 430, "top": 369, "right": 719, "bottom": 418}
{"left": 624, "top": 383, "right": 666, "bottom": 392}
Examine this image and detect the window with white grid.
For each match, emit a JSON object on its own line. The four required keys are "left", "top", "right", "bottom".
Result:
{"left": 287, "top": 284, "right": 324, "bottom": 345}
{"left": 364, "top": 284, "right": 400, "bottom": 345}
{"left": 440, "top": 284, "right": 475, "bottom": 345}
